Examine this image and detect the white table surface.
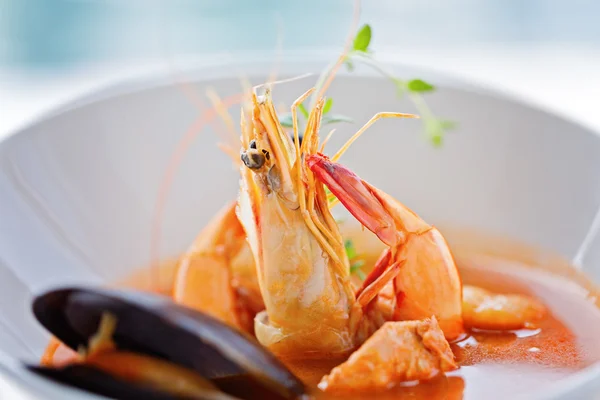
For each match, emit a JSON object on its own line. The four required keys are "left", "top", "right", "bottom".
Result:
{"left": 1, "top": 45, "right": 599, "bottom": 139}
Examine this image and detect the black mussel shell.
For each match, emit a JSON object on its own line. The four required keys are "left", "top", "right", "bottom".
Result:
{"left": 32, "top": 287, "right": 305, "bottom": 399}
{"left": 292, "top": 133, "right": 303, "bottom": 146}
{"left": 28, "top": 365, "right": 294, "bottom": 400}
{"left": 28, "top": 364, "right": 215, "bottom": 400}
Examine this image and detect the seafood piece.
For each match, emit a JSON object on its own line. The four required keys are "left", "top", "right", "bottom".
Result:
{"left": 307, "top": 154, "right": 464, "bottom": 340}
{"left": 462, "top": 285, "right": 546, "bottom": 330}
{"left": 235, "top": 82, "right": 457, "bottom": 388}
{"left": 41, "top": 337, "right": 78, "bottom": 367}
{"left": 319, "top": 317, "right": 457, "bottom": 392}
{"left": 237, "top": 83, "right": 435, "bottom": 359}
{"left": 173, "top": 201, "right": 263, "bottom": 333}
{"left": 32, "top": 287, "right": 305, "bottom": 400}
{"left": 237, "top": 87, "right": 356, "bottom": 355}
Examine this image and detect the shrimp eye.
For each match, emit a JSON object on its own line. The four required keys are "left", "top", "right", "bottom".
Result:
{"left": 292, "top": 133, "right": 303, "bottom": 147}
{"left": 241, "top": 149, "right": 265, "bottom": 169}
{"left": 249, "top": 140, "right": 257, "bottom": 149}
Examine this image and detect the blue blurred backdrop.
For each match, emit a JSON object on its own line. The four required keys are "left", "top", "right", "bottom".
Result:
{"left": 2, "top": 0, "right": 600, "bottom": 136}
{"left": 2, "top": 0, "right": 599, "bottom": 71}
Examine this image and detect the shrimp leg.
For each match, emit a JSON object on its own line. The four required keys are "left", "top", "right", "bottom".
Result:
{"left": 308, "top": 154, "right": 464, "bottom": 340}
{"left": 173, "top": 201, "right": 262, "bottom": 333}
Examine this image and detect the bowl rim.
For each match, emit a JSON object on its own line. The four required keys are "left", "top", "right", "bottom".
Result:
{"left": 2, "top": 48, "right": 599, "bottom": 146}
{"left": 1, "top": 50, "right": 600, "bottom": 400}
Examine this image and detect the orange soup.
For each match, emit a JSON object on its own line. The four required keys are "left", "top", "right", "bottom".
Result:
{"left": 113, "top": 227, "right": 600, "bottom": 400}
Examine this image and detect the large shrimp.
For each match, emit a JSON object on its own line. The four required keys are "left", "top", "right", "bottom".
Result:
{"left": 307, "top": 153, "right": 464, "bottom": 340}
{"left": 236, "top": 80, "right": 429, "bottom": 356}
{"left": 237, "top": 87, "right": 354, "bottom": 355}
{"left": 235, "top": 85, "right": 462, "bottom": 392}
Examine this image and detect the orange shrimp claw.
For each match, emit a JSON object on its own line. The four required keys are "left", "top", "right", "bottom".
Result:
{"left": 355, "top": 249, "right": 403, "bottom": 308}
{"left": 307, "top": 154, "right": 464, "bottom": 340}
{"left": 306, "top": 154, "right": 401, "bottom": 247}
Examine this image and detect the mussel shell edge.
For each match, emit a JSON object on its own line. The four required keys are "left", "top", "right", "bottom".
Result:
{"left": 32, "top": 287, "right": 305, "bottom": 399}
{"left": 27, "top": 364, "right": 191, "bottom": 400}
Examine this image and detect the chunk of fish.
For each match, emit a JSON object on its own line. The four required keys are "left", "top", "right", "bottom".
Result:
{"left": 462, "top": 285, "right": 546, "bottom": 330}
{"left": 319, "top": 316, "right": 457, "bottom": 392}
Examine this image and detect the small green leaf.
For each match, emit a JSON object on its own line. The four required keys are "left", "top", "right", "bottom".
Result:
{"left": 356, "top": 270, "right": 366, "bottom": 280}
{"left": 393, "top": 78, "right": 406, "bottom": 98}
{"left": 346, "top": 239, "right": 366, "bottom": 280}
{"left": 425, "top": 119, "right": 456, "bottom": 147}
{"left": 344, "top": 239, "right": 357, "bottom": 260}
{"left": 323, "top": 98, "right": 333, "bottom": 114}
{"left": 279, "top": 113, "right": 293, "bottom": 128}
{"left": 298, "top": 103, "right": 309, "bottom": 119}
{"left": 425, "top": 119, "right": 446, "bottom": 147}
{"left": 407, "top": 79, "right": 435, "bottom": 93}
{"left": 344, "top": 58, "right": 355, "bottom": 72}
{"left": 326, "top": 186, "right": 338, "bottom": 205}
{"left": 353, "top": 24, "right": 372, "bottom": 52}
{"left": 439, "top": 119, "right": 457, "bottom": 130}
{"left": 322, "top": 114, "right": 354, "bottom": 125}
{"left": 430, "top": 132, "right": 443, "bottom": 147}
{"left": 350, "top": 260, "right": 366, "bottom": 281}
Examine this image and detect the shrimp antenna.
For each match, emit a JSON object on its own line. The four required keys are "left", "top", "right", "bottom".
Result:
{"left": 252, "top": 73, "right": 315, "bottom": 94}
{"left": 156, "top": 0, "right": 226, "bottom": 129}
{"left": 149, "top": 93, "right": 246, "bottom": 274}
{"left": 238, "top": 75, "right": 253, "bottom": 111}
{"left": 248, "top": 11, "right": 286, "bottom": 98}
{"left": 206, "top": 88, "right": 238, "bottom": 141}
{"left": 320, "top": 128, "right": 337, "bottom": 153}
{"left": 206, "top": 88, "right": 240, "bottom": 164}
{"left": 310, "top": 0, "right": 362, "bottom": 107}
{"left": 332, "top": 112, "right": 419, "bottom": 162}
{"left": 267, "top": 11, "right": 285, "bottom": 86}
{"left": 151, "top": 4, "right": 247, "bottom": 282}
{"left": 204, "top": 13, "right": 289, "bottom": 168}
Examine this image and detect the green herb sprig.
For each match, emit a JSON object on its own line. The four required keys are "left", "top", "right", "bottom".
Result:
{"left": 342, "top": 24, "right": 456, "bottom": 146}
{"left": 279, "top": 24, "right": 456, "bottom": 146}
{"left": 279, "top": 96, "right": 353, "bottom": 129}
{"left": 345, "top": 239, "right": 366, "bottom": 281}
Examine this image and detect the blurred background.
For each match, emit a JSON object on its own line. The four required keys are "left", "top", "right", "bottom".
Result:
{"left": 1, "top": 0, "right": 600, "bottom": 135}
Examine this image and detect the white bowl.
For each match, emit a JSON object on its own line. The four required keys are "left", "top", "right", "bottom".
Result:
{"left": 1, "top": 55, "right": 600, "bottom": 399}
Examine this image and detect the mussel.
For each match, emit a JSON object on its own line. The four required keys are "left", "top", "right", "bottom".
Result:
{"left": 28, "top": 287, "right": 307, "bottom": 400}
